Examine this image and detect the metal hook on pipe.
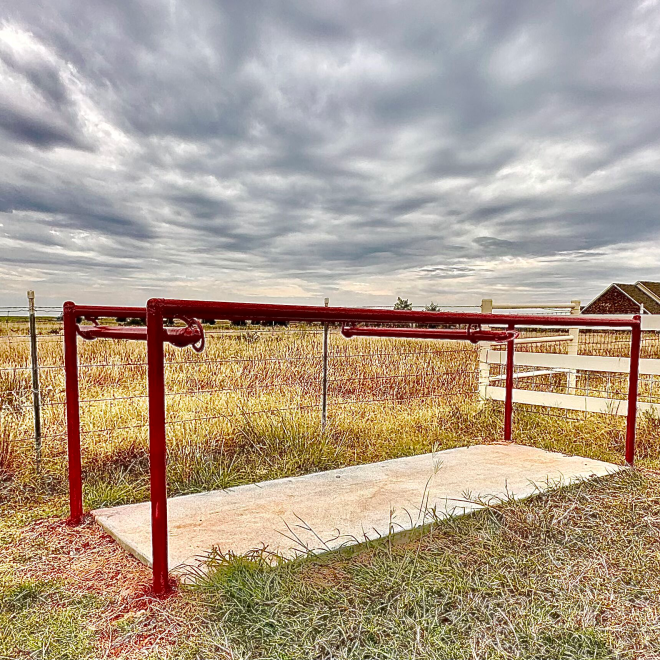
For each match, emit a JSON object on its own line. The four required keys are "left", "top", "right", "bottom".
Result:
{"left": 178, "top": 316, "right": 205, "bottom": 353}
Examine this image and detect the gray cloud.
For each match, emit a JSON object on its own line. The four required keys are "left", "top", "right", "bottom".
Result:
{"left": 1, "top": 0, "right": 660, "bottom": 308}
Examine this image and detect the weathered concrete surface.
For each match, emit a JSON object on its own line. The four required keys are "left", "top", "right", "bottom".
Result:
{"left": 92, "top": 444, "right": 621, "bottom": 574}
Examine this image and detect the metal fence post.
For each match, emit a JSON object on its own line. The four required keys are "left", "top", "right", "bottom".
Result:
{"left": 321, "top": 297, "right": 329, "bottom": 431}
{"left": 27, "top": 291, "right": 42, "bottom": 472}
{"left": 566, "top": 300, "right": 581, "bottom": 394}
{"left": 478, "top": 298, "right": 493, "bottom": 406}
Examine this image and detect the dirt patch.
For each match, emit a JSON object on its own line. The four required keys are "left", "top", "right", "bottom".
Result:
{"left": 2, "top": 515, "right": 199, "bottom": 658}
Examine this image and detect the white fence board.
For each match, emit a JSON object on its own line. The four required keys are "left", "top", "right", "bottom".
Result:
{"left": 485, "top": 350, "right": 660, "bottom": 376}
{"left": 642, "top": 315, "right": 660, "bottom": 331}
{"left": 480, "top": 316, "right": 660, "bottom": 414}
{"left": 486, "top": 386, "right": 660, "bottom": 417}
{"left": 489, "top": 368, "right": 570, "bottom": 381}
{"left": 482, "top": 314, "right": 660, "bottom": 330}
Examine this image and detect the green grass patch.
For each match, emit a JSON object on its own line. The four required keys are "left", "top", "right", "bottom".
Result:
{"left": 0, "top": 577, "right": 99, "bottom": 659}
{"left": 180, "top": 471, "right": 659, "bottom": 659}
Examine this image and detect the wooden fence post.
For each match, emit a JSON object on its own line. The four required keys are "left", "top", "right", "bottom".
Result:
{"left": 478, "top": 299, "right": 493, "bottom": 406}
{"left": 567, "top": 300, "right": 580, "bottom": 394}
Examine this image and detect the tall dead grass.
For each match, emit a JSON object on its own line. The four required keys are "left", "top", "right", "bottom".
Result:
{"left": 0, "top": 414, "right": 16, "bottom": 478}
{"left": 1, "top": 321, "right": 659, "bottom": 508}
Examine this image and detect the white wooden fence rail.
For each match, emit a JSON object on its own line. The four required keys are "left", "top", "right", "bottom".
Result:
{"left": 483, "top": 350, "right": 660, "bottom": 416}
{"left": 484, "top": 386, "right": 660, "bottom": 416}
{"left": 485, "top": 351, "right": 660, "bottom": 376}
{"left": 478, "top": 301, "right": 660, "bottom": 418}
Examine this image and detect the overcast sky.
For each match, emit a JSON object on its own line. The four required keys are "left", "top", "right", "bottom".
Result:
{"left": 1, "top": 1, "right": 660, "bottom": 309}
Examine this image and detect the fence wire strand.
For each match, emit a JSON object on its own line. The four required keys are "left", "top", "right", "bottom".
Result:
{"left": 2, "top": 319, "right": 659, "bottom": 471}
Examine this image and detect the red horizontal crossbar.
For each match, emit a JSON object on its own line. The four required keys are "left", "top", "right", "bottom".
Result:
{"left": 76, "top": 323, "right": 204, "bottom": 350}
{"left": 145, "top": 298, "right": 639, "bottom": 329}
{"left": 67, "top": 304, "right": 147, "bottom": 319}
{"left": 341, "top": 325, "right": 519, "bottom": 343}
{"left": 64, "top": 300, "right": 641, "bottom": 330}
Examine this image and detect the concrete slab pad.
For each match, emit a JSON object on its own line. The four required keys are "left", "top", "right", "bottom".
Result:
{"left": 92, "top": 444, "right": 621, "bottom": 575}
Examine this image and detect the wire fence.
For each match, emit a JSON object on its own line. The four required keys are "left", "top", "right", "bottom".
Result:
{"left": 2, "top": 303, "right": 660, "bottom": 477}
{"left": 1, "top": 313, "right": 480, "bottom": 470}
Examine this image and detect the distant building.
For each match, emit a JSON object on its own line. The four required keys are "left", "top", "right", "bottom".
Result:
{"left": 582, "top": 281, "right": 660, "bottom": 314}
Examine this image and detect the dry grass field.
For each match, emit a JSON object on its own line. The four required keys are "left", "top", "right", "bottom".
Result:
{"left": 2, "top": 318, "right": 660, "bottom": 658}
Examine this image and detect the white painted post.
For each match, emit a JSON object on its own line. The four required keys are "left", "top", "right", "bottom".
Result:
{"left": 321, "top": 297, "right": 329, "bottom": 431}
{"left": 478, "top": 298, "right": 493, "bottom": 405}
{"left": 567, "top": 300, "right": 580, "bottom": 394}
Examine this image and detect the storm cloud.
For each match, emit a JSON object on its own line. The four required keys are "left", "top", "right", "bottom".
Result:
{"left": 1, "top": 1, "right": 660, "bottom": 308}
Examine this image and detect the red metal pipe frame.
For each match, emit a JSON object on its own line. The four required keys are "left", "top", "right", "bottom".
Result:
{"left": 76, "top": 325, "right": 152, "bottom": 341}
{"left": 64, "top": 297, "right": 644, "bottom": 595}
{"left": 154, "top": 298, "right": 636, "bottom": 329}
{"left": 341, "top": 325, "right": 519, "bottom": 343}
{"left": 626, "top": 316, "right": 642, "bottom": 465}
{"left": 76, "top": 321, "right": 204, "bottom": 350}
{"left": 71, "top": 304, "right": 147, "bottom": 319}
{"left": 61, "top": 301, "right": 173, "bottom": 592}
{"left": 147, "top": 301, "right": 170, "bottom": 595}
{"left": 63, "top": 302, "right": 83, "bottom": 524}
{"left": 63, "top": 303, "right": 146, "bottom": 524}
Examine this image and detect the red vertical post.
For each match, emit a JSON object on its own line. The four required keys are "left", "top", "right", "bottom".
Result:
{"left": 147, "top": 299, "right": 170, "bottom": 594}
{"left": 63, "top": 302, "right": 83, "bottom": 524}
{"left": 504, "top": 323, "right": 515, "bottom": 442}
{"left": 625, "top": 317, "right": 642, "bottom": 466}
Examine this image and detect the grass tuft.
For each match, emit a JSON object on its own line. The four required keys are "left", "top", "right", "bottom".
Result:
{"left": 0, "top": 414, "right": 16, "bottom": 479}
{"left": 180, "top": 471, "right": 659, "bottom": 659}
